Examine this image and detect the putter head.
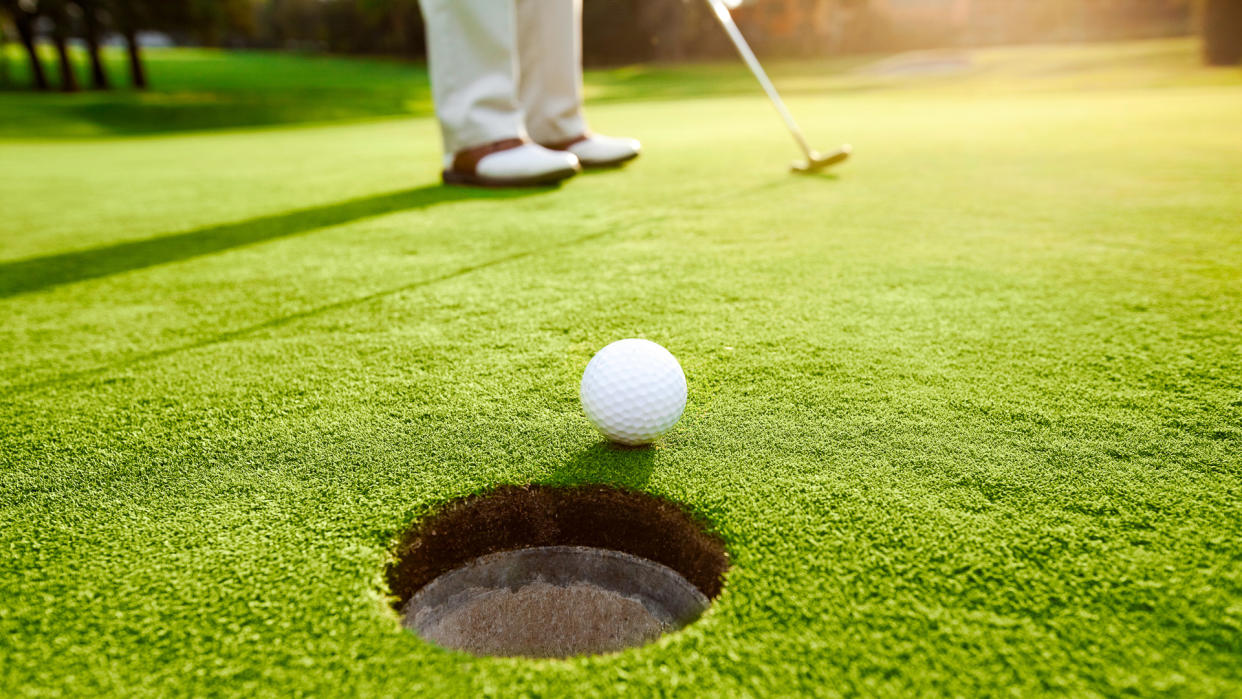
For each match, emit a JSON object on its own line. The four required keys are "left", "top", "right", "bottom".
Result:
{"left": 791, "top": 145, "right": 852, "bottom": 174}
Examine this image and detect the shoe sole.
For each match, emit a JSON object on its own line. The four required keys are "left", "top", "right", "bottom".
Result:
{"left": 442, "top": 165, "right": 580, "bottom": 188}
{"left": 578, "top": 152, "right": 640, "bottom": 169}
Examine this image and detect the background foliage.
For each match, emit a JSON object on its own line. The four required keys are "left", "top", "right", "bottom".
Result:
{"left": 2, "top": 0, "right": 1236, "bottom": 94}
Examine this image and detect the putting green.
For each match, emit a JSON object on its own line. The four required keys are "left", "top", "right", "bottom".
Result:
{"left": 2, "top": 39, "right": 1240, "bottom": 696}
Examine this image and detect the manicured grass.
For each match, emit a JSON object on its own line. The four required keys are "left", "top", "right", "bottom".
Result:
{"left": 0, "top": 46, "right": 432, "bottom": 136}
{"left": 2, "top": 38, "right": 1240, "bottom": 696}
{"left": 4, "top": 38, "right": 1237, "bottom": 138}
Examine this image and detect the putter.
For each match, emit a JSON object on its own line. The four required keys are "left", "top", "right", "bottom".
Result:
{"left": 706, "top": 0, "right": 851, "bottom": 173}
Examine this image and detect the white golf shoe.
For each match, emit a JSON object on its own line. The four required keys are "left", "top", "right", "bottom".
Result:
{"left": 443, "top": 139, "right": 580, "bottom": 187}
{"left": 543, "top": 134, "right": 641, "bottom": 168}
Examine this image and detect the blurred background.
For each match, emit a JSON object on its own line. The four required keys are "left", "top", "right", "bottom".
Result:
{"left": 1, "top": 0, "right": 1239, "bottom": 95}
{"left": 0, "top": 0, "right": 1238, "bottom": 139}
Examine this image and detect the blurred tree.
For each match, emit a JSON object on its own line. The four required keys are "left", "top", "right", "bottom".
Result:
{"left": 582, "top": 0, "right": 649, "bottom": 64}
{"left": 76, "top": 0, "right": 110, "bottom": 88}
{"left": 44, "top": 0, "right": 79, "bottom": 91}
{"left": 583, "top": 0, "right": 726, "bottom": 65}
{"left": 107, "top": 0, "right": 147, "bottom": 88}
{"left": 253, "top": 0, "right": 422, "bottom": 55}
{"left": 1202, "top": 0, "right": 1242, "bottom": 64}
{"left": 2, "top": 0, "right": 49, "bottom": 89}
{"left": 260, "top": 0, "right": 321, "bottom": 49}
{"left": 183, "top": 0, "right": 255, "bottom": 46}
{"left": 102, "top": 0, "right": 255, "bottom": 88}
{"left": 358, "top": 0, "right": 423, "bottom": 56}
{"left": 2, "top": 0, "right": 1199, "bottom": 75}
{"left": 0, "top": 17, "right": 8, "bottom": 85}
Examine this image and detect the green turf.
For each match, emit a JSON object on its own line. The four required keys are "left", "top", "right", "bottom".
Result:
{"left": 2, "top": 38, "right": 1240, "bottom": 696}
{"left": 0, "top": 46, "right": 433, "bottom": 137}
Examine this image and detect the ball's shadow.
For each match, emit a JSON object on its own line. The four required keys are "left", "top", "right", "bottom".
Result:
{"left": 550, "top": 441, "right": 657, "bottom": 489}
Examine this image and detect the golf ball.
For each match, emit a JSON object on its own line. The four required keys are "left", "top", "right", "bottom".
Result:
{"left": 580, "top": 339, "right": 687, "bottom": 446}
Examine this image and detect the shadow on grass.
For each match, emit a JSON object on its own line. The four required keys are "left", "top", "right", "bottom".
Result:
{"left": 9, "top": 219, "right": 628, "bottom": 393}
{"left": 548, "top": 442, "right": 658, "bottom": 489}
{"left": 0, "top": 91, "right": 429, "bottom": 138}
{"left": 67, "top": 93, "right": 429, "bottom": 135}
{"left": 0, "top": 184, "right": 549, "bottom": 298}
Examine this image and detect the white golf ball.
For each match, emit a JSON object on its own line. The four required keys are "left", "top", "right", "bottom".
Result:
{"left": 580, "top": 339, "right": 687, "bottom": 446}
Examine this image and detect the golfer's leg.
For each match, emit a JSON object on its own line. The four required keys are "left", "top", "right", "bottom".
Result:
{"left": 515, "top": 0, "right": 587, "bottom": 145}
{"left": 516, "top": 0, "right": 639, "bottom": 167}
{"left": 419, "top": 0, "right": 525, "bottom": 154}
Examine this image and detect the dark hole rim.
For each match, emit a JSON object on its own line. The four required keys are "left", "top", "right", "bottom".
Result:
{"left": 386, "top": 484, "right": 729, "bottom": 611}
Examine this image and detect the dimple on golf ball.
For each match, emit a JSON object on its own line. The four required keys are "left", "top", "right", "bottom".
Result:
{"left": 580, "top": 339, "right": 687, "bottom": 446}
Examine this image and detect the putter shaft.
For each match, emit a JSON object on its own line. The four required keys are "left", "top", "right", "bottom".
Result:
{"left": 707, "top": 0, "right": 849, "bottom": 171}
{"left": 707, "top": 0, "right": 813, "bottom": 158}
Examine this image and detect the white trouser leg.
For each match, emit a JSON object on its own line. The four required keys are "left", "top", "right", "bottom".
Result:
{"left": 418, "top": 0, "right": 526, "bottom": 155}
{"left": 516, "top": 0, "right": 588, "bottom": 145}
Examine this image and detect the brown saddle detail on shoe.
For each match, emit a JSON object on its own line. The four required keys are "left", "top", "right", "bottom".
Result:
{"left": 540, "top": 134, "right": 589, "bottom": 151}
{"left": 452, "top": 138, "right": 526, "bottom": 175}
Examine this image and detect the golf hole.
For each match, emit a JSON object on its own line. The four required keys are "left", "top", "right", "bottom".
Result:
{"left": 387, "top": 485, "right": 728, "bottom": 658}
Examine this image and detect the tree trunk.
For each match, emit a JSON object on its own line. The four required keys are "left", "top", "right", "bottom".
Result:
{"left": 48, "top": 3, "right": 79, "bottom": 92}
{"left": 122, "top": 25, "right": 146, "bottom": 89}
{"left": 9, "top": 6, "right": 49, "bottom": 90}
{"left": 1203, "top": 0, "right": 1242, "bottom": 65}
{"left": 51, "top": 34, "right": 77, "bottom": 91}
{"left": 0, "top": 17, "right": 9, "bottom": 86}
{"left": 81, "top": 1, "right": 110, "bottom": 89}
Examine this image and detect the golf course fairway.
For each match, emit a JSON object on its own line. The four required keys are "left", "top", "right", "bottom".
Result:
{"left": 2, "top": 39, "right": 1240, "bottom": 696}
